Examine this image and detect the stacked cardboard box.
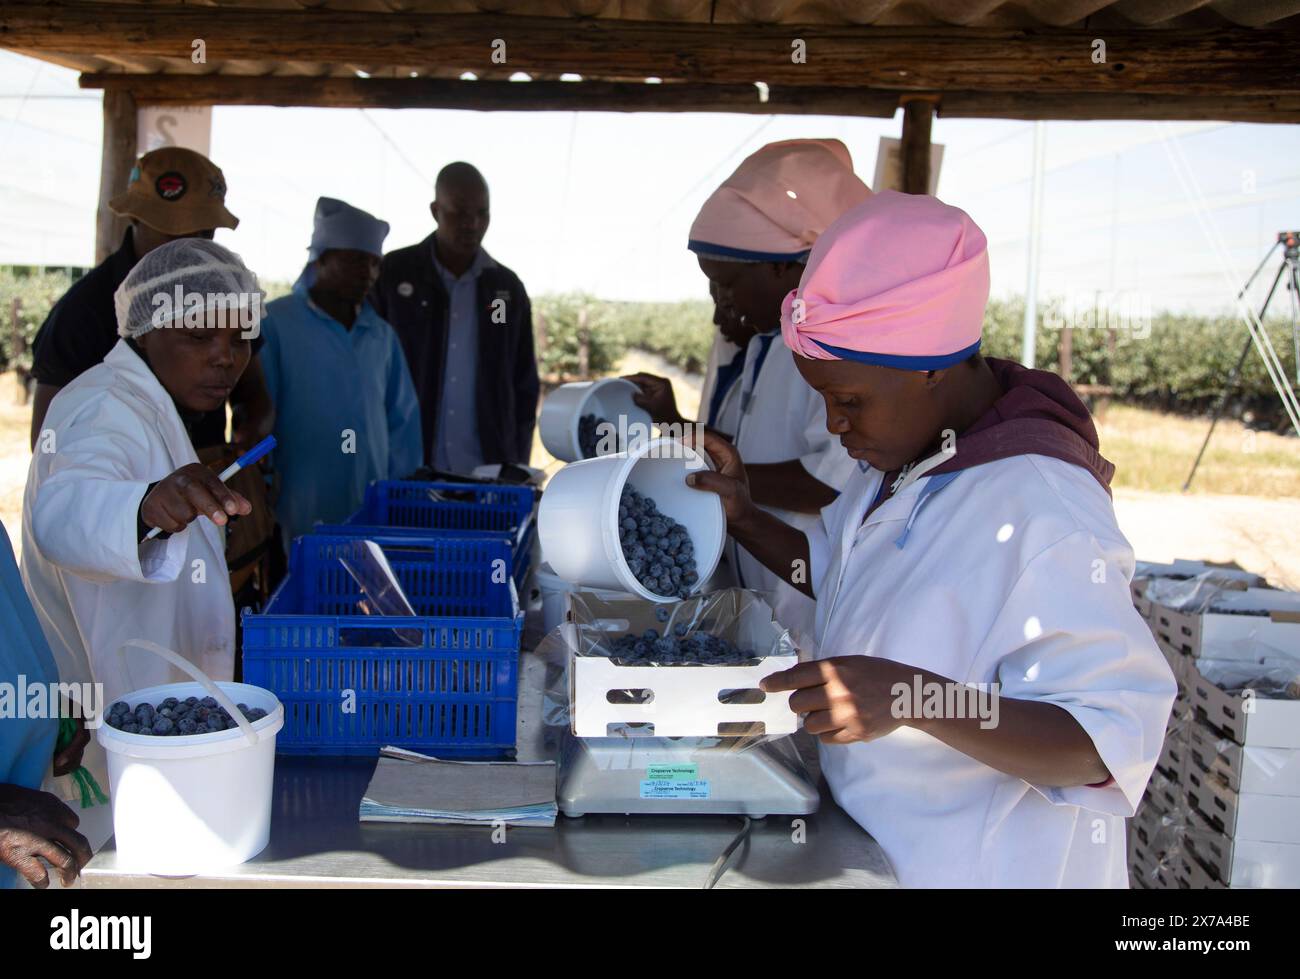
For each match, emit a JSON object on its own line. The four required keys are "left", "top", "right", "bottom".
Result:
{"left": 1129, "top": 562, "right": 1300, "bottom": 889}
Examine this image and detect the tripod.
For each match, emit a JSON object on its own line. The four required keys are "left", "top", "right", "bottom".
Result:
{"left": 1183, "top": 231, "right": 1300, "bottom": 492}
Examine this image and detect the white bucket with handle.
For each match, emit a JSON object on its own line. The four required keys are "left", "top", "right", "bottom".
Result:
{"left": 538, "top": 436, "right": 725, "bottom": 602}
{"left": 94, "top": 640, "right": 284, "bottom": 875}
{"left": 539, "top": 378, "right": 654, "bottom": 462}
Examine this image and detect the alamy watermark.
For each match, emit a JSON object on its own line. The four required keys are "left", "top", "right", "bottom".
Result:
{"left": 1042, "top": 290, "right": 1152, "bottom": 340}
{"left": 150, "top": 286, "right": 262, "bottom": 339}
{"left": 891, "top": 676, "right": 1001, "bottom": 730}
{"left": 0, "top": 675, "right": 104, "bottom": 728}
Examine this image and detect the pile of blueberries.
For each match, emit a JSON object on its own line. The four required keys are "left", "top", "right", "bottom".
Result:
{"left": 603, "top": 618, "right": 758, "bottom": 667}
{"left": 617, "top": 486, "right": 697, "bottom": 599}
{"left": 578, "top": 413, "right": 613, "bottom": 459}
{"left": 104, "top": 696, "right": 268, "bottom": 736}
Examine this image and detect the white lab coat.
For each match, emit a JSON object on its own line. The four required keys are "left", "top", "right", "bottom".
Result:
{"left": 725, "top": 334, "right": 856, "bottom": 642}
{"left": 806, "top": 452, "right": 1176, "bottom": 888}
{"left": 21, "top": 340, "right": 236, "bottom": 796}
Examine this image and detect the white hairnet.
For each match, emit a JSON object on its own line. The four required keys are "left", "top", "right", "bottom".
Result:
{"left": 114, "top": 238, "right": 264, "bottom": 339}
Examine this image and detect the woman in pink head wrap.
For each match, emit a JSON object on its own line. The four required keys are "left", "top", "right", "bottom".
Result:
{"left": 684, "top": 191, "right": 1176, "bottom": 888}
{"left": 625, "top": 139, "right": 873, "bottom": 638}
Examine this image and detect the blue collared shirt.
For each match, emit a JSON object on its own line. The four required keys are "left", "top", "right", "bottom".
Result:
{"left": 260, "top": 283, "right": 423, "bottom": 543}
{"left": 431, "top": 241, "right": 493, "bottom": 473}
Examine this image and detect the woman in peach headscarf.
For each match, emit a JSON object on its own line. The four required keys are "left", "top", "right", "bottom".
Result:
{"left": 626, "top": 138, "right": 872, "bottom": 638}
{"left": 685, "top": 190, "right": 1176, "bottom": 888}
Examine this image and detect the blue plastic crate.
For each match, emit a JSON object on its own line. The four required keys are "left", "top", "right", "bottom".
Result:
{"left": 328, "top": 480, "right": 537, "bottom": 586}
{"left": 242, "top": 535, "right": 523, "bottom": 758}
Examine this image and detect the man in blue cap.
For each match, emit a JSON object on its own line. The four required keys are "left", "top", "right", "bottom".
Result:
{"left": 259, "top": 198, "right": 423, "bottom": 548}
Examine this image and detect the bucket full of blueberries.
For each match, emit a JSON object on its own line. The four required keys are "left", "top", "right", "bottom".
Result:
{"left": 538, "top": 435, "right": 725, "bottom": 602}
{"left": 538, "top": 378, "right": 654, "bottom": 462}
{"left": 95, "top": 676, "right": 283, "bottom": 875}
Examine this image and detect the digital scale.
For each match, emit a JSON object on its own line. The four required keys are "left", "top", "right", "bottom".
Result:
{"left": 540, "top": 589, "right": 821, "bottom": 818}
{"left": 556, "top": 729, "right": 819, "bottom": 818}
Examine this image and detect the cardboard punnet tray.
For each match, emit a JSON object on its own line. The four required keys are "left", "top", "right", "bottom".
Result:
{"left": 1151, "top": 588, "right": 1300, "bottom": 661}
{"left": 563, "top": 589, "right": 799, "bottom": 740}
{"left": 1184, "top": 658, "right": 1300, "bottom": 749}
{"left": 1186, "top": 719, "right": 1300, "bottom": 797}
{"left": 1184, "top": 808, "right": 1300, "bottom": 888}
{"left": 1185, "top": 763, "right": 1300, "bottom": 844}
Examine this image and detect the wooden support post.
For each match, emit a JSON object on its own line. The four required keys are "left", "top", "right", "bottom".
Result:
{"left": 1059, "top": 325, "right": 1073, "bottom": 382}
{"left": 96, "top": 88, "right": 137, "bottom": 264}
{"left": 899, "top": 97, "right": 936, "bottom": 195}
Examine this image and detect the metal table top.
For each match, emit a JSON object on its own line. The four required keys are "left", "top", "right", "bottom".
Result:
{"left": 81, "top": 620, "right": 897, "bottom": 889}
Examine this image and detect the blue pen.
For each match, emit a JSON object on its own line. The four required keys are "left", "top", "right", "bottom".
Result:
{"left": 143, "top": 435, "right": 277, "bottom": 541}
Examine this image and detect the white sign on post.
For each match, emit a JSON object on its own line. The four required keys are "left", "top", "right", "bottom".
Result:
{"left": 137, "top": 106, "right": 213, "bottom": 157}
{"left": 872, "top": 135, "right": 945, "bottom": 195}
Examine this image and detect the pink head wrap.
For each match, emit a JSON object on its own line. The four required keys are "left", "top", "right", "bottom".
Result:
{"left": 780, "top": 190, "right": 990, "bottom": 370}
{"left": 688, "top": 138, "right": 873, "bottom": 262}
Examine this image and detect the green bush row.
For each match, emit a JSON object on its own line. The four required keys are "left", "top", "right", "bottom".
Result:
{"left": 4, "top": 267, "right": 1294, "bottom": 430}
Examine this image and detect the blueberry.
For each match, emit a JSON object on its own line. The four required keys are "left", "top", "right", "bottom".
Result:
{"left": 109, "top": 701, "right": 129, "bottom": 716}
{"left": 200, "top": 696, "right": 217, "bottom": 709}
{"left": 121, "top": 722, "right": 140, "bottom": 734}
{"left": 178, "top": 718, "right": 198, "bottom": 734}
{"left": 673, "top": 623, "right": 688, "bottom": 637}
{"left": 642, "top": 628, "right": 658, "bottom": 641}
{"left": 151, "top": 717, "right": 175, "bottom": 736}
{"left": 654, "top": 606, "right": 670, "bottom": 622}
{"left": 161, "top": 697, "right": 179, "bottom": 710}
{"left": 206, "top": 716, "right": 226, "bottom": 731}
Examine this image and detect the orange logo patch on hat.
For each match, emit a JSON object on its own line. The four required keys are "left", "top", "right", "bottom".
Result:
{"left": 155, "top": 171, "right": 188, "bottom": 201}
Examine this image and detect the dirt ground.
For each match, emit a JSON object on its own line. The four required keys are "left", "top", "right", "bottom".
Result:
{"left": 6, "top": 360, "right": 1299, "bottom": 589}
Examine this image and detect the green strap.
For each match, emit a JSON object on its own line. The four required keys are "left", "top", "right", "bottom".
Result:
{"left": 57, "top": 716, "right": 108, "bottom": 808}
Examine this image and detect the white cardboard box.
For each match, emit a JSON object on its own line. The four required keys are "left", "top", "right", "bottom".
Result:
{"left": 1185, "top": 764, "right": 1300, "bottom": 843}
{"left": 1183, "top": 809, "right": 1300, "bottom": 888}
{"left": 1186, "top": 720, "right": 1300, "bottom": 796}
{"left": 1152, "top": 588, "right": 1300, "bottom": 661}
{"left": 564, "top": 589, "right": 799, "bottom": 739}
{"left": 1185, "top": 658, "right": 1300, "bottom": 748}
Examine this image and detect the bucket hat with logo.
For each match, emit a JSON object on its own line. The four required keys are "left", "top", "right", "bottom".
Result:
{"left": 109, "top": 146, "right": 240, "bottom": 235}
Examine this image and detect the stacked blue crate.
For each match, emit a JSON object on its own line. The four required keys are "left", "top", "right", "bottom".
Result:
{"left": 242, "top": 534, "right": 523, "bottom": 757}
{"left": 314, "top": 480, "right": 537, "bottom": 588}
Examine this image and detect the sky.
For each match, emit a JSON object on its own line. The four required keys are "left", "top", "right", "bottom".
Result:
{"left": 3, "top": 50, "right": 1300, "bottom": 319}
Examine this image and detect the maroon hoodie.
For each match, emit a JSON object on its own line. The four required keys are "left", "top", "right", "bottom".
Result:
{"left": 926, "top": 357, "right": 1115, "bottom": 495}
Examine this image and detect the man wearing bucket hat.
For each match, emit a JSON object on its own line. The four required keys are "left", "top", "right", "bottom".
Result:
{"left": 29, "top": 146, "right": 274, "bottom": 455}
{"left": 259, "top": 197, "right": 422, "bottom": 546}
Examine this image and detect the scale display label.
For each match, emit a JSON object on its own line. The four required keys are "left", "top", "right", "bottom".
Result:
{"left": 640, "top": 779, "right": 710, "bottom": 800}
{"left": 646, "top": 763, "right": 699, "bottom": 781}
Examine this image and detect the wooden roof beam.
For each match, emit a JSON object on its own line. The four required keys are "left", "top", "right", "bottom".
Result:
{"left": 5, "top": 3, "right": 1298, "bottom": 95}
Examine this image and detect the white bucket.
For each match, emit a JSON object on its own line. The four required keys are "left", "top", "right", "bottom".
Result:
{"left": 95, "top": 641, "right": 283, "bottom": 875}
{"left": 539, "top": 378, "right": 654, "bottom": 463}
{"left": 538, "top": 436, "right": 724, "bottom": 602}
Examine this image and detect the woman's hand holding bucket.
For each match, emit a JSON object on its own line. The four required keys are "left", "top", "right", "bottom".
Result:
{"left": 681, "top": 428, "right": 816, "bottom": 600}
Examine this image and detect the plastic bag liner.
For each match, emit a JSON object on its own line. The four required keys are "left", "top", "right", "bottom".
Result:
{"left": 538, "top": 588, "right": 810, "bottom": 757}
{"left": 338, "top": 539, "right": 421, "bottom": 647}
{"left": 1197, "top": 648, "right": 1300, "bottom": 700}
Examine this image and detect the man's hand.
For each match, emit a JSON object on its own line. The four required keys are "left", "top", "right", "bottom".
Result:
{"left": 761, "top": 656, "right": 916, "bottom": 745}
{"left": 52, "top": 717, "right": 90, "bottom": 777}
{"left": 623, "top": 373, "right": 686, "bottom": 426}
{"left": 0, "top": 786, "right": 93, "bottom": 888}
{"left": 141, "top": 463, "right": 251, "bottom": 536}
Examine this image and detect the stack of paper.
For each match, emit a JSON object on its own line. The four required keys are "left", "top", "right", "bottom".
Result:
{"left": 359, "top": 746, "right": 557, "bottom": 827}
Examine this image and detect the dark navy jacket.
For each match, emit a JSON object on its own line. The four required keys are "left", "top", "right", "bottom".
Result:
{"left": 372, "top": 233, "right": 539, "bottom": 466}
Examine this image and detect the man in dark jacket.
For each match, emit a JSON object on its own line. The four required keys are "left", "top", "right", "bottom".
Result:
{"left": 372, "top": 162, "right": 539, "bottom": 471}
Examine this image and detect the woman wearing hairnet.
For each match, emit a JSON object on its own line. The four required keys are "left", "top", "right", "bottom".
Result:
{"left": 20, "top": 238, "right": 257, "bottom": 795}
